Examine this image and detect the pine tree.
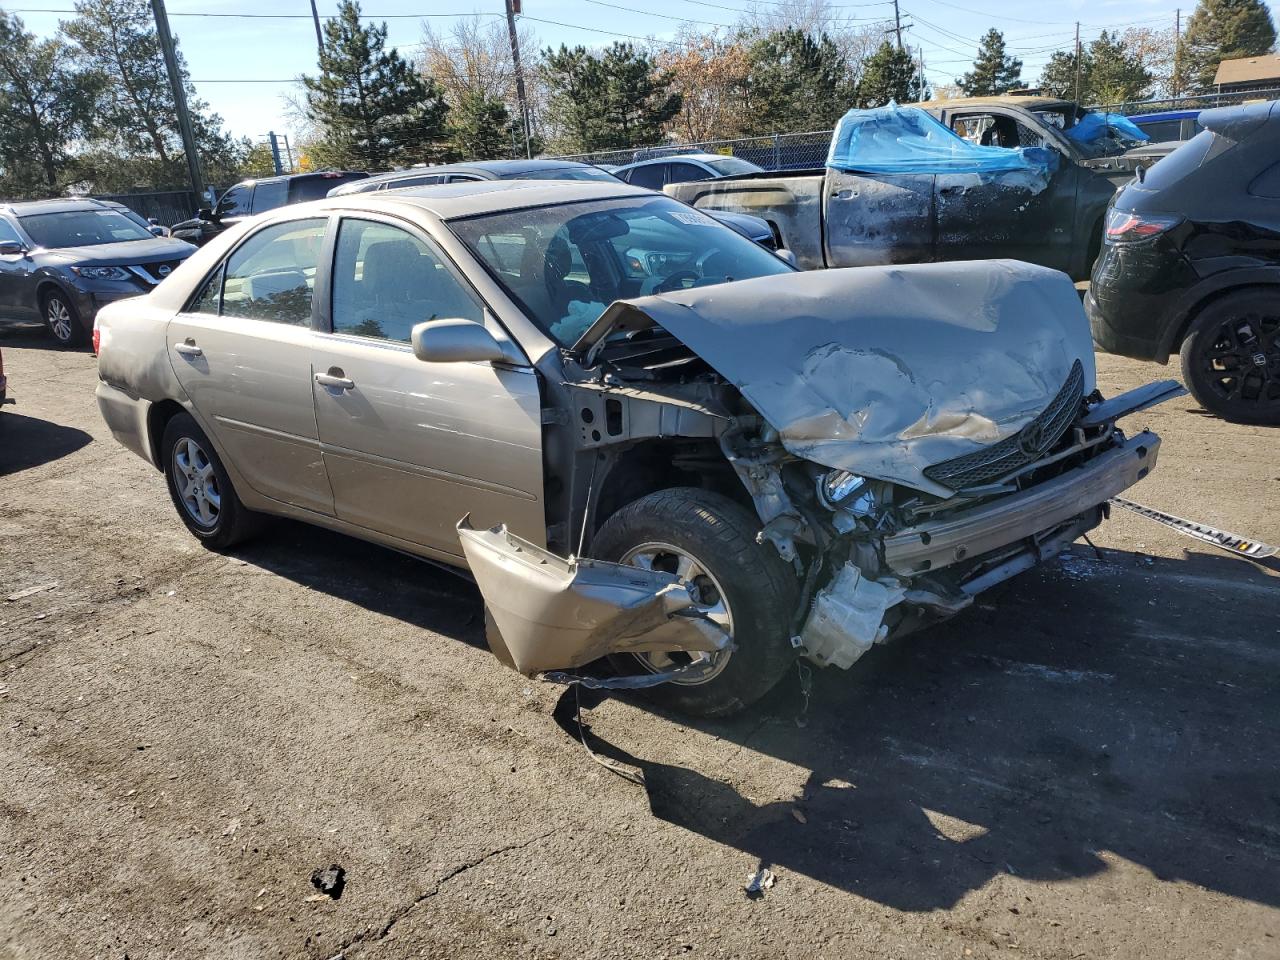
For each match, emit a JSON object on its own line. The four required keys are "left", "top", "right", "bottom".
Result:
{"left": 1039, "top": 32, "right": 1153, "bottom": 104}
{"left": 449, "top": 92, "right": 522, "bottom": 160}
{"left": 302, "top": 0, "right": 449, "bottom": 170}
{"left": 856, "top": 41, "right": 928, "bottom": 107}
{"left": 958, "top": 29, "right": 1023, "bottom": 95}
{"left": 1182, "top": 0, "right": 1277, "bottom": 90}
{"left": 740, "top": 28, "right": 855, "bottom": 134}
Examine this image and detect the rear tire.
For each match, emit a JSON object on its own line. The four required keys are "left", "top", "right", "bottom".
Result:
{"left": 161, "top": 412, "right": 263, "bottom": 549}
{"left": 42, "top": 290, "right": 85, "bottom": 348}
{"left": 1179, "top": 290, "right": 1280, "bottom": 425}
{"left": 593, "top": 488, "right": 798, "bottom": 718}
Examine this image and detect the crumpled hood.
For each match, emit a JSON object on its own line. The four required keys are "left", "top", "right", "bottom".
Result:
{"left": 590, "top": 260, "right": 1095, "bottom": 495}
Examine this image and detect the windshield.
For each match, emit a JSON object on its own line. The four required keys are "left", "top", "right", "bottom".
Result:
{"left": 19, "top": 209, "right": 153, "bottom": 248}
{"left": 703, "top": 156, "right": 762, "bottom": 176}
{"left": 449, "top": 195, "right": 793, "bottom": 346}
{"left": 506, "top": 166, "right": 620, "bottom": 182}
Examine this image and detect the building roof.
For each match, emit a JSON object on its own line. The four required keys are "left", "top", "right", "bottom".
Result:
{"left": 1214, "top": 53, "right": 1280, "bottom": 86}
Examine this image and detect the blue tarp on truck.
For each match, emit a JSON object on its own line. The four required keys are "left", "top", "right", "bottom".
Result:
{"left": 826, "top": 103, "right": 1059, "bottom": 185}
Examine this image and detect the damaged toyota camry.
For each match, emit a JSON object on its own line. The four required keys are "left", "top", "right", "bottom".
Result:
{"left": 94, "top": 180, "right": 1182, "bottom": 716}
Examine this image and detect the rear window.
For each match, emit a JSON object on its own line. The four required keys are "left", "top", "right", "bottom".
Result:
{"left": 289, "top": 173, "right": 367, "bottom": 203}
{"left": 703, "top": 156, "right": 762, "bottom": 176}
{"left": 1139, "top": 130, "right": 1230, "bottom": 190}
{"left": 507, "top": 166, "right": 619, "bottom": 182}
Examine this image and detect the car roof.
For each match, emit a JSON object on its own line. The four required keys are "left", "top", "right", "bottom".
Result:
{"left": 312, "top": 178, "right": 651, "bottom": 219}
{"left": 617, "top": 153, "right": 728, "bottom": 169}
{"left": 1129, "top": 109, "right": 1201, "bottom": 122}
{"left": 1, "top": 198, "right": 117, "bottom": 216}
{"left": 910, "top": 95, "right": 1078, "bottom": 113}
{"left": 363, "top": 158, "right": 601, "bottom": 185}
{"left": 232, "top": 170, "right": 365, "bottom": 187}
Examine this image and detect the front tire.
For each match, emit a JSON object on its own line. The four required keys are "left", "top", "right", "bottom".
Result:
{"left": 161, "top": 412, "right": 263, "bottom": 549}
{"left": 593, "top": 488, "right": 798, "bottom": 717}
{"left": 1179, "top": 290, "right": 1280, "bottom": 425}
{"left": 42, "top": 290, "right": 85, "bottom": 348}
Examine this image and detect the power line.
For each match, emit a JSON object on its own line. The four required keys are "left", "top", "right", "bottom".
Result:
{"left": 581, "top": 0, "right": 734, "bottom": 29}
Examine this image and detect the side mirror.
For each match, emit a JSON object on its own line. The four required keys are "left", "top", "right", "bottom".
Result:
{"left": 0, "top": 240, "right": 26, "bottom": 256}
{"left": 411, "top": 318, "right": 508, "bottom": 364}
{"left": 197, "top": 207, "right": 217, "bottom": 222}
{"left": 149, "top": 224, "right": 168, "bottom": 237}
{"left": 775, "top": 248, "right": 797, "bottom": 267}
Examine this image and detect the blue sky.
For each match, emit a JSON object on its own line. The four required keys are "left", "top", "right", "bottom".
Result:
{"left": 8, "top": 0, "right": 1268, "bottom": 142}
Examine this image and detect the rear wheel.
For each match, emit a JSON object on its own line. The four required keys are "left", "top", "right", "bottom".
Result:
{"left": 593, "top": 488, "right": 798, "bottom": 717}
{"left": 161, "top": 412, "right": 263, "bottom": 549}
{"left": 1179, "top": 290, "right": 1280, "bottom": 425}
{"left": 42, "top": 290, "right": 85, "bottom": 348}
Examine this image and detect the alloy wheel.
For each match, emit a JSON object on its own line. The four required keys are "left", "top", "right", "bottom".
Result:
{"left": 46, "top": 298, "right": 73, "bottom": 343}
{"left": 172, "top": 436, "right": 222, "bottom": 528}
{"left": 1200, "top": 312, "right": 1280, "bottom": 409}
{"left": 620, "top": 540, "right": 734, "bottom": 685}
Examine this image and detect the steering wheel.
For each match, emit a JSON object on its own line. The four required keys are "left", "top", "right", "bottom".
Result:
{"left": 654, "top": 269, "right": 701, "bottom": 294}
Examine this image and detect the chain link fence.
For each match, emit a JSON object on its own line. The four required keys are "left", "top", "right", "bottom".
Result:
{"left": 91, "top": 188, "right": 224, "bottom": 227}
{"left": 1098, "top": 87, "right": 1280, "bottom": 116}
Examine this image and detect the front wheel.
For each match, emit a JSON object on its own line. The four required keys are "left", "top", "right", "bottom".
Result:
{"left": 42, "top": 290, "right": 85, "bottom": 348}
{"left": 593, "top": 488, "right": 798, "bottom": 717}
{"left": 161, "top": 412, "right": 263, "bottom": 549}
{"left": 1179, "top": 290, "right": 1280, "bottom": 425}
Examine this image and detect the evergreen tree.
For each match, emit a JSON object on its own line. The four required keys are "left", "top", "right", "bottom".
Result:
{"left": 856, "top": 41, "right": 928, "bottom": 107}
{"left": 958, "top": 28, "right": 1023, "bottom": 95}
{"left": 1182, "top": 0, "right": 1277, "bottom": 90}
{"left": 0, "top": 12, "right": 95, "bottom": 195}
{"left": 541, "top": 43, "right": 680, "bottom": 152}
{"left": 302, "top": 0, "right": 449, "bottom": 170}
{"left": 449, "top": 92, "right": 522, "bottom": 160}
{"left": 740, "top": 28, "right": 854, "bottom": 134}
{"left": 1039, "top": 32, "right": 1153, "bottom": 104}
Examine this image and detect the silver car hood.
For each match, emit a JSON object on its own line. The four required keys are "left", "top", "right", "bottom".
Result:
{"left": 579, "top": 260, "right": 1095, "bottom": 495}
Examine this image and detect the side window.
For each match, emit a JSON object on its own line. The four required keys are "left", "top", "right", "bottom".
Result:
{"left": 665, "top": 162, "right": 712, "bottom": 184}
{"left": 251, "top": 179, "right": 288, "bottom": 213}
{"left": 1249, "top": 162, "right": 1280, "bottom": 199}
{"left": 447, "top": 174, "right": 482, "bottom": 183}
{"left": 330, "top": 219, "right": 483, "bottom": 343}
{"left": 217, "top": 184, "right": 252, "bottom": 216}
{"left": 624, "top": 164, "right": 667, "bottom": 191}
{"left": 220, "top": 218, "right": 327, "bottom": 325}
{"left": 189, "top": 263, "right": 224, "bottom": 314}
{"left": 0, "top": 217, "right": 24, "bottom": 246}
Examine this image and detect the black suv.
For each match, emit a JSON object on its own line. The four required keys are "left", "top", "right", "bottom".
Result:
{"left": 0, "top": 199, "right": 196, "bottom": 347}
{"left": 171, "top": 170, "right": 368, "bottom": 246}
{"left": 1087, "top": 100, "right": 1280, "bottom": 424}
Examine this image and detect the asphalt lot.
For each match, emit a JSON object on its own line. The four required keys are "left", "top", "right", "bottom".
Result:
{"left": 1, "top": 319, "right": 1278, "bottom": 960}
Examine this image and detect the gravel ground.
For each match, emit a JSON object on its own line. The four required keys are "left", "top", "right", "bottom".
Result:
{"left": 1, "top": 321, "right": 1278, "bottom": 960}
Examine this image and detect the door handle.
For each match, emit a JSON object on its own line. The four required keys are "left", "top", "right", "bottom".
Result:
{"left": 174, "top": 339, "right": 202, "bottom": 357}
{"left": 315, "top": 369, "right": 355, "bottom": 390}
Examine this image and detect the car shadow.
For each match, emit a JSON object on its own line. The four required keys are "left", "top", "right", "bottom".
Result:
{"left": 550, "top": 546, "right": 1280, "bottom": 912}
{"left": 0, "top": 412, "right": 94, "bottom": 476}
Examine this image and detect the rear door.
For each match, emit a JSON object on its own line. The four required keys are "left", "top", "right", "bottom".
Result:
{"left": 823, "top": 170, "right": 935, "bottom": 267}
{"left": 0, "top": 216, "right": 35, "bottom": 317}
{"left": 166, "top": 216, "right": 335, "bottom": 515}
{"left": 310, "top": 214, "right": 544, "bottom": 557}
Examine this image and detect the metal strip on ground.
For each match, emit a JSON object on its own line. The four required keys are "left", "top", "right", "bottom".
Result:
{"left": 1109, "top": 497, "right": 1279, "bottom": 559}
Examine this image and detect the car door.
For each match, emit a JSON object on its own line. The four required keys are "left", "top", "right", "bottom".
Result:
{"left": 311, "top": 214, "right": 544, "bottom": 557}
{"left": 166, "top": 216, "right": 335, "bottom": 516}
{"left": 623, "top": 164, "right": 668, "bottom": 191}
{"left": 934, "top": 108, "right": 1076, "bottom": 272}
{"left": 663, "top": 161, "right": 714, "bottom": 187}
{"left": 0, "top": 216, "right": 35, "bottom": 317}
{"left": 823, "top": 169, "right": 936, "bottom": 267}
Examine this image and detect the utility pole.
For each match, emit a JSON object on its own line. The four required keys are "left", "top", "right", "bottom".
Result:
{"left": 504, "top": 0, "right": 533, "bottom": 159}
{"left": 1173, "top": 8, "right": 1182, "bottom": 99}
{"left": 149, "top": 0, "right": 205, "bottom": 207}
{"left": 309, "top": 0, "right": 325, "bottom": 58}
{"left": 1073, "top": 21, "right": 1081, "bottom": 103}
{"left": 893, "top": 0, "right": 903, "bottom": 51}
{"left": 268, "top": 131, "right": 283, "bottom": 175}
{"left": 917, "top": 44, "right": 925, "bottom": 97}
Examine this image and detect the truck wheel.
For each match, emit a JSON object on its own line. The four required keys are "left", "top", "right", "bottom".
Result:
{"left": 42, "top": 290, "right": 85, "bottom": 348}
{"left": 161, "top": 412, "right": 264, "bottom": 549}
{"left": 593, "top": 488, "right": 798, "bottom": 718}
{"left": 1179, "top": 290, "right": 1280, "bottom": 425}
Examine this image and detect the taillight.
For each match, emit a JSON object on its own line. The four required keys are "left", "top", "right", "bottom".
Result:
{"left": 1105, "top": 209, "right": 1182, "bottom": 243}
{"left": 92, "top": 319, "right": 101, "bottom": 356}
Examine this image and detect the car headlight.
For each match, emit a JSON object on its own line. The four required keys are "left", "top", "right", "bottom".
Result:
{"left": 72, "top": 266, "right": 132, "bottom": 281}
{"left": 819, "top": 469, "right": 868, "bottom": 509}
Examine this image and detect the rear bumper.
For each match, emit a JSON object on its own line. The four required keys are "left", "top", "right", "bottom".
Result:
{"left": 883, "top": 432, "right": 1160, "bottom": 576}
{"left": 95, "top": 381, "right": 155, "bottom": 466}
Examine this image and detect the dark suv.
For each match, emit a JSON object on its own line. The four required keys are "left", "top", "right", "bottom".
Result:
{"left": 171, "top": 170, "right": 368, "bottom": 246}
{"left": 1087, "top": 100, "right": 1280, "bottom": 424}
{"left": 0, "top": 199, "right": 196, "bottom": 347}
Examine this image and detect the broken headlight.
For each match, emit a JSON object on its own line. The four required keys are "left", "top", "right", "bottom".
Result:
{"left": 819, "top": 469, "right": 868, "bottom": 510}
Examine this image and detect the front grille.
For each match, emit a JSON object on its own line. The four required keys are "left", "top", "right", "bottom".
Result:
{"left": 923, "top": 359, "right": 1085, "bottom": 491}
{"left": 132, "top": 260, "right": 185, "bottom": 285}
